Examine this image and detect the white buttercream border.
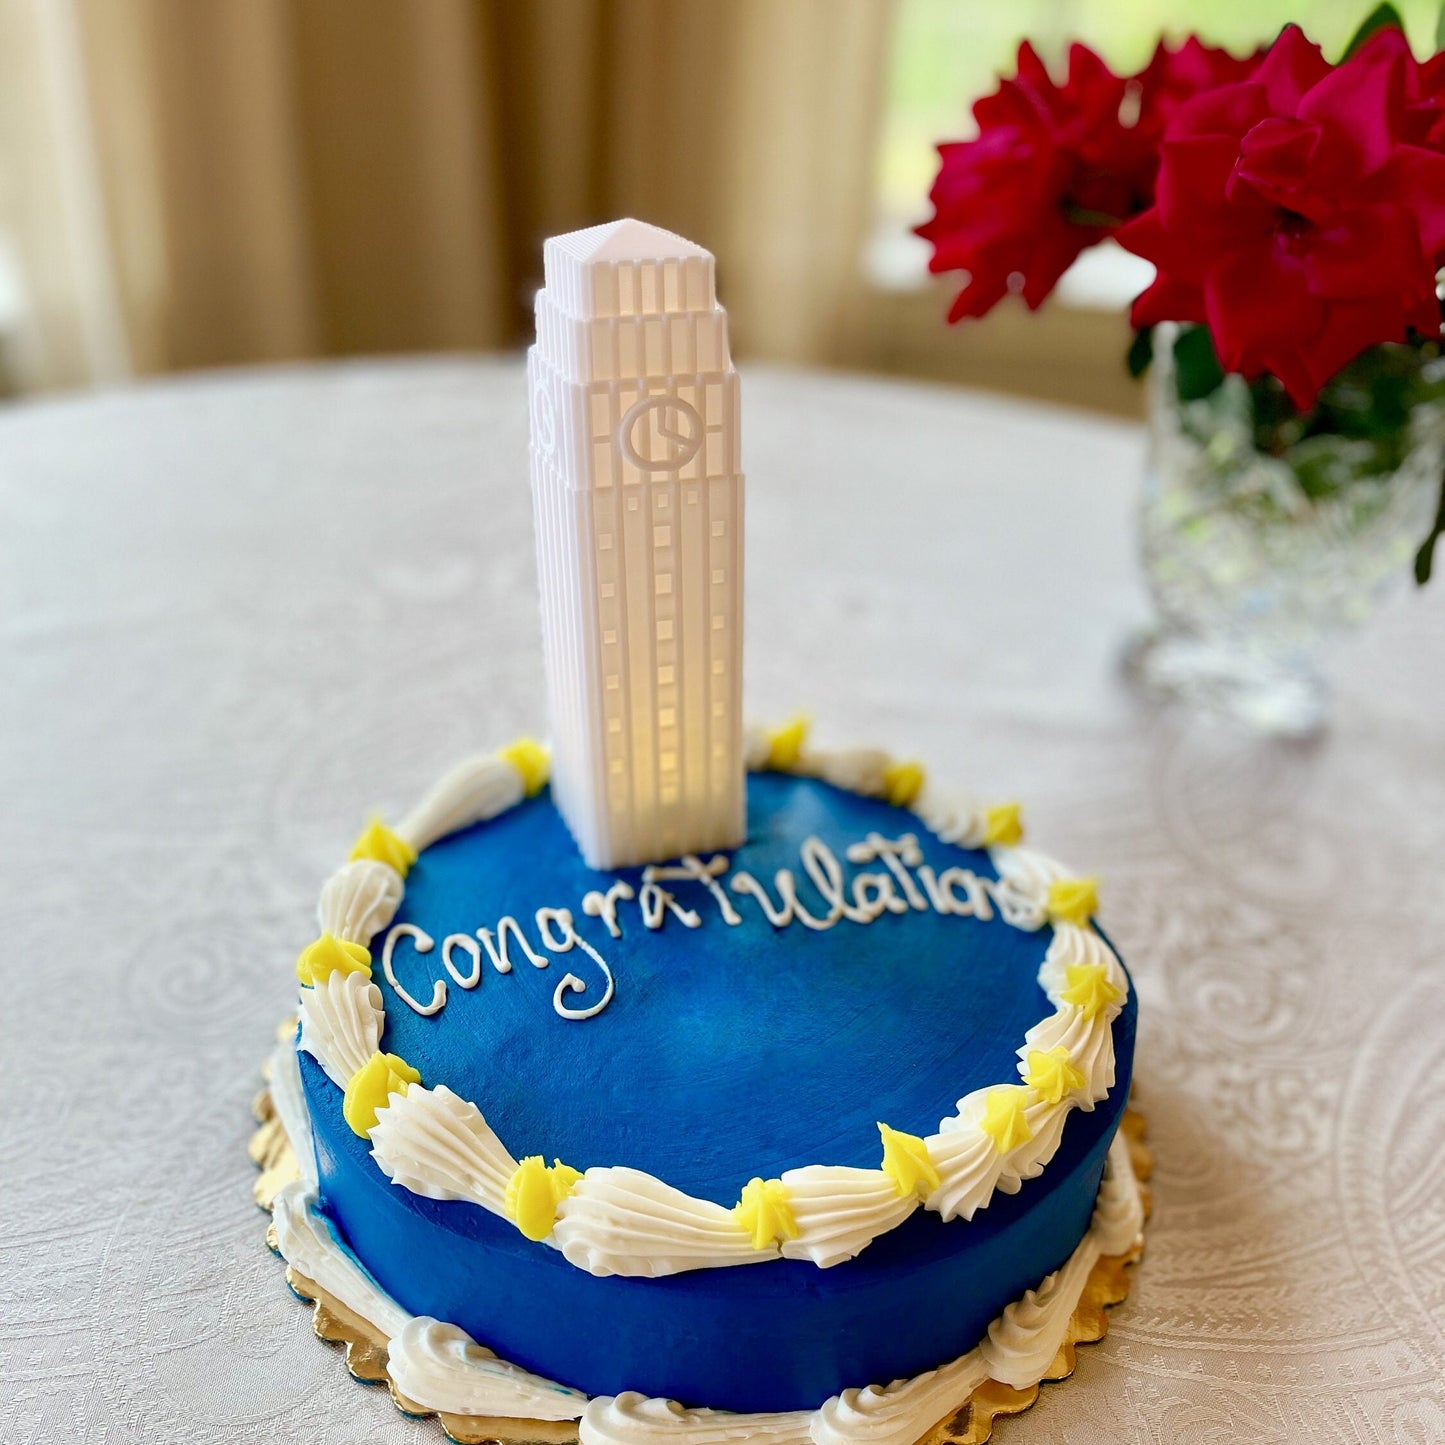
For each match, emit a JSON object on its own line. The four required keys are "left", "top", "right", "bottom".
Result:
{"left": 294, "top": 728, "right": 1129, "bottom": 1279}
{"left": 266, "top": 1035, "right": 1146, "bottom": 1443}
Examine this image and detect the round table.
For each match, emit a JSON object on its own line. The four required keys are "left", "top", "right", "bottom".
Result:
{"left": 4, "top": 358, "right": 1442, "bottom": 1443}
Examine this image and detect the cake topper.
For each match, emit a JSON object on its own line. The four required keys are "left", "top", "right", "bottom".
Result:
{"left": 527, "top": 219, "right": 745, "bottom": 869}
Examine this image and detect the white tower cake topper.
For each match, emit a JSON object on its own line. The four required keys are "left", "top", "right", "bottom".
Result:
{"left": 528, "top": 219, "right": 745, "bottom": 869}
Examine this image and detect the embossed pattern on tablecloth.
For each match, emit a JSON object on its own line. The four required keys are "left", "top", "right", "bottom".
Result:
{"left": 1, "top": 359, "right": 1441, "bottom": 1444}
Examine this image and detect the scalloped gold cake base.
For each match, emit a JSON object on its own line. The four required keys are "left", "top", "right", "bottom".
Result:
{"left": 251, "top": 1040, "right": 1151, "bottom": 1445}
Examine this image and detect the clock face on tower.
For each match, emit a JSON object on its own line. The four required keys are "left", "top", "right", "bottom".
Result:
{"left": 620, "top": 395, "right": 704, "bottom": 471}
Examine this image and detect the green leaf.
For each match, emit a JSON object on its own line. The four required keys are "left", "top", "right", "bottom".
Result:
{"left": 1415, "top": 469, "right": 1445, "bottom": 584}
{"left": 1126, "top": 327, "right": 1154, "bottom": 379}
{"left": 1173, "top": 325, "right": 1225, "bottom": 402}
{"left": 1343, "top": 2, "right": 1405, "bottom": 59}
{"left": 1436, "top": 0, "right": 1444, "bottom": 53}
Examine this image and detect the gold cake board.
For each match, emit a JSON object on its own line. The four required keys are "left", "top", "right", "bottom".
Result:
{"left": 251, "top": 1049, "right": 1152, "bottom": 1445}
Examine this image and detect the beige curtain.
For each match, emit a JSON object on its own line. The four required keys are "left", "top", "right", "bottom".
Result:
{"left": 5, "top": 0, "right": 893, "bottom": 390}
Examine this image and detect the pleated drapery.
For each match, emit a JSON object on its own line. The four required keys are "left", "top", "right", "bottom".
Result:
{"left": 4, "top": 0, "right": 894, "bottom": 391}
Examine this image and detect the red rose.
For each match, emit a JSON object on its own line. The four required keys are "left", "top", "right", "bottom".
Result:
{"left": 1416, "top": 51, "right": 1445, "bottom": 146}
{"left": 918, "top": 38, "right": 1260, "bottom": 322}
{"left": 917, "top": 42, "right": 1151, "bottom": 321}
{"left": 1118, "top": 25, "right": 1445, "bottom": 410}
{"left": 1354, "top": 24, "right": 1445, "bottom": 148}
{"left": 1134, "top": 36, "right": 1268, "bottom": 138}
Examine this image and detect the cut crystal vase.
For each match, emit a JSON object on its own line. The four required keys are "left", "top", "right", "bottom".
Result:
{"left": 1125, "top": 326, "right": 1445, "bottom": 737}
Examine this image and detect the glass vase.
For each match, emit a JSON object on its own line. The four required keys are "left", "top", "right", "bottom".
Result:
{"left": 1125, "top": 326, "right": 1445, "bottom": 737}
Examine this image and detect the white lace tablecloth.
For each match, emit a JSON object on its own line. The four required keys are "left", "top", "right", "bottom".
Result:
{"left": 4, "top": 358, "right": 1442, "bottom": 1444}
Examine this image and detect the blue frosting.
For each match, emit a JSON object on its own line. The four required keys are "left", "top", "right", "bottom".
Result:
{"left": 301, "top": 772, "right": 1136, "bottom": 1412}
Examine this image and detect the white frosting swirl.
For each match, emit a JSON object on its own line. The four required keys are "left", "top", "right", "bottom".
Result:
{"left": 1091, "top": 1132, "right": 1145, "bottom": 1256}
{"left": 317, "top": 859, "right": 404, "bottom": 944}
{"left": 779, "top": 1166, "right": 916, "bottom": 1269}
{"left": 980, "top": 1236, "right": 1099, "bottom": 1389}
{"left": 368, "top": 1083, "right": 518, "bottom": 1212}
{"left": 812, "top": 1349, "right": 990, "bottom": 1445}
{"left": 396, "top": 752, "right": 526, "bottom": 853}
{"left": 999, "top": 1097, "right": 1072, "bottom": 1191}
{"left": 987, "top": 843, "right": 1067, "bottom": 899}
{"left": 923, "top": 923, "right": 1131, "bottom": 1222}
{"left": 911, "top": 785, "right": 989, "bottom": 850}
{"left": 922, "top": 1117, "right": 1006, "bottom": 1223}
{"left": 552, "top": 1168, "right": 770, "bottom": 1277}
{"left": 979, "top": 1134, "right": 1141, "bottom": 1390}
{"left": 579, "top": 1394, "right": 811, "bottom": 1443}
{"left": 267, "top": 1037, "right": 317, "bottom": 1185}
{"left": 388, "top": 1317, "right": 587, "bottom": 1421}
{"left": 1037, "top": 922, "right": 1127, "bottom": 1007}
{"left": 1020, "top": 1007, "right": 1116, "bottom": 1102}
{"left": 799, "top": 746, "right": 892, "bottom": 797}
{"left": 298, "top": 969, "right": 384, "bottom": 1088}
{"left": 270, "top": 1177, "right": 409, "bottom": 1339}
{"left": 1026, "top": 923, "right": 1127, "bottom": 1105}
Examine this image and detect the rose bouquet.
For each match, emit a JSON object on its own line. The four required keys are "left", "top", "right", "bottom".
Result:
{"left": 918, "top": 8, "right": 1445, "bottom": 732}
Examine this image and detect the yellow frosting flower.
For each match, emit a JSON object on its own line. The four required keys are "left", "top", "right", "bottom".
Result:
{"left": 505, "top": 1156, "right": 583, "bottom": 1242}
{"left": 878, "top": 1123, "right": 941, "bottom": 1200}
{"left": 499, "top": 737, "right": 550, "bottom": 797}
{"left": 1060, "top": 962, "right": 1122, "bottom": 1021}
{"left": 981, "top": 801, "right": 1024, "bottom": 847}
{"left": 295, "top": 932, "right": 371, "bottom": 986}
{"left": 342, "top": 1051, "right": 420, "bottom": 1137}
{"left": 734, "top": 1177, "right": 799, "bottom": 1251}
{"left": 882, "top": 760, "right": 925, "bottom": 808}
{"left": 765, "top": 716, "right": 810, "bottom": 771}
{"left": 349, "top": 818, "right": 418, "bottom": 877}
{"left": 1023, "top": 1045, "right": 1087, "bottom": 1106}
{"left": 979, "top": 1085, "right": 1034, "bottom": 1153}
{"left": 1046, "top": 875, "right": 1099, "bottom": 926}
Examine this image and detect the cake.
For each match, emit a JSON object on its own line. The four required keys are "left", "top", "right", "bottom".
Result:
{"left": 258, "top": 222, "right": 1145, "bottom": 1443}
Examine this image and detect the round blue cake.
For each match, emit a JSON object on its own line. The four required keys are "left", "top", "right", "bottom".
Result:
{"left": 292, "top": 759, "right": 1136, "bottom": 1417}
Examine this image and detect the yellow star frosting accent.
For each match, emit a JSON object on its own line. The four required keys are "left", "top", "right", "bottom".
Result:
{"left": 349, "top": 818, "right": 418, "bottom": 877}
{"left": 733, "top": 1177, "right": 799, "bottom": 1251}
{"left": 981, "top": 801, "right": 1024, "bottom": 847}
{"left": 1023, "top": 1045, "right": 1087, "bottom": 1106}
{"left": 765, "top": 716, "right": 810, "bottom": 771}
{"left": 979, "top": 1085, "right": 1034, "bottom": 1153}
{"left": 342, "top": 1051, "right": 420, "bottom": 1137}
{"left": 1046, "top": 875, "right": 1099, "bottom": 925}
{"left": 504, "top": 1156, "right": 583, "bottom": 1242}
{"left": 1060, "top": 962, "right": 1122, "bottom": 1021}
{"left": 295, "top": 932, "right": 371, "bottom": 986}
{"left": 878, "top": 1123, "right": 941, "bottom": 1200}
{"left": 499, "top": 737, "right": 550, "bottom": 797}
{"left": 883, "top": 760, "right": 925, "bottom": 808}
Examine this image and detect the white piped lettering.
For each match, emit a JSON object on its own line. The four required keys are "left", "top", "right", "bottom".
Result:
{"left": 391, "top": 830, "right": 1044, "bottom": 1023}
{"left": 382, "top": 923, "right": 447, "bottom": 1016}
{"left": 440, "top": 933, "right": 482, "bottom": 988}
{"left": 477, "top": 917, "right": 549, "bottom": 973}
{"left": 847, "top": 833, "right": 929, "bottom": 911}
{"left": 582, "top": 880, "right": 635, "bottom": 938}
{"left": 643, "top": 854, "right": 742, "bottom": 925}
{"left": 536, "top": 908, "right": 617, "bottom": 1020}
{"left": 637, "top": 881, "right": 701, "bottom": 931}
